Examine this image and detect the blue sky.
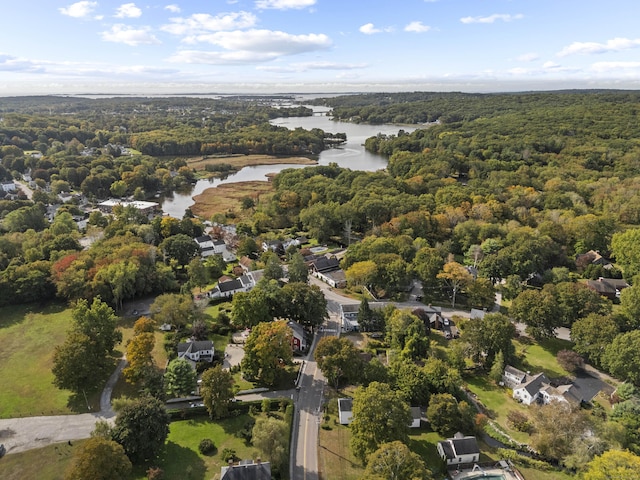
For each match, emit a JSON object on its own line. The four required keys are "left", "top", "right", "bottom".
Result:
{"left": 1, "top": 0, "right": 639, "bottom": 95}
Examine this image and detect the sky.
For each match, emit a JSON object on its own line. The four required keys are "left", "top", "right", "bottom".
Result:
{"left": 1, "top": 0, "right": 639, "bottom": 95}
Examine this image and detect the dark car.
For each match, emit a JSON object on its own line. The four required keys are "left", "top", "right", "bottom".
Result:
{"left": 0, "top": 444, "right": 6, "bottom": 458}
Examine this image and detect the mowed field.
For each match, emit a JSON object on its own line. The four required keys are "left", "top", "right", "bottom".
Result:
{"left": 0, "top": 303, "right": 80, "bottom": 418}
{"left": 186, "top": 153, "right": 316, "bottom": 171}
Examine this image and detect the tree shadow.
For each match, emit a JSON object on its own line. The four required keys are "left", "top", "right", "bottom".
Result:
{"left": 154, "top": 441, "right": 207, "bottom": 480}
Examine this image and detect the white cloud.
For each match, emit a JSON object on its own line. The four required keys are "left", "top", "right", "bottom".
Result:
{"left": 257, "top": 61, "right": 367, "bottom": 72}
{"left": 164, "top": 4, "right": 181, "bottom": 13}
{"left": 59, "top": 1, "right": 98, "bottom": 18}
{"left": 460, "top": 13, "right": 524, "bottom": 24}
{"left": 591, "top": 61, "right": 640, "bottom": 73}
{"left": 0, "top": 54, "right": 45, "bottom": 73}
{"left": 255, "top": 0, "right": 316, "bottom": 9}
{"left": 516, "top": 52, "right": 539, "bottom": 62}
{"left": 101, "top": 24, "right": 160, "bottom": 46}
{"left": 542, "top": 61, "right": 562, "bottom": 70}
{"left": 359, "top": 23, "right": 393, "bottom": 35}
{"left": 558, "top": 37, "right": 640, "bottom": 57}
{"left": 115, "top": 3, "right": 142, "bottom": 18}
{"left": 161, "top": 11, "right": 257, "bottom": 36}
{"left": 404, "top": 21, "right": 431, "bottom": 33}
{"left": 168, "top": 29, "right": 331, "bottom": 64}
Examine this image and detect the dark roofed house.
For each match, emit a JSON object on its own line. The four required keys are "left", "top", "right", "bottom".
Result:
{"left": 221, "top": 459, "right": 271, "bottom": 480}
{"left": 309, "top": 256, "right": 340, "bottom": 273}
{"left": 513, "top": 372, "right": 549, "bottom": 405}
{"left": 437, "top": 433, "right": 480, "bottom": 466}
{"left": 586, "top": 277, "right": 629, "bottom": 300}
{"left": 503, "top": 365, "right": 527, "bottom": 388}
{"left": 338, "top": 398, "right": 353, "bottom": 425}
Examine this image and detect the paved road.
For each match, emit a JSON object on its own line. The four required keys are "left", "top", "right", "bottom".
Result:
{"left": 290, "top": 313, "right": 337, "bottom": 480}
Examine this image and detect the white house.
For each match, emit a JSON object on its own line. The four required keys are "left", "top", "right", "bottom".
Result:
{"left": 512, "top": 372, "right": 549, "bottom": 405}
{"left": 507, "top": 365, "right": 585, "bottom": 405}
{"left": 437, "top": 433, "right": 480, "bottom": 466}
{"left": 207, "top": 271, "right": 263, "bottom": 299}
{"left": 1, "top": 180, "right": 16, "bottom": 193}
{"left": 177, "top": 340, "right": 214, "bottom": 363}
{"left": 338, "top": 398, "right": 353, "bottom": 425}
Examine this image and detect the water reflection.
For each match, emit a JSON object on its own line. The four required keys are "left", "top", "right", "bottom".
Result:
{"left": 161, "top": 111, "right": 417, "bottom": 218}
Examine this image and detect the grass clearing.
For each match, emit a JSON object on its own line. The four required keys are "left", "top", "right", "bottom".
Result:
{"left": 191, "top": 181, "right": 274, "bottom": 219}
{"left": 514, "top": 337, "right": 573, "bottom": 378}
{"left": 186, "top": 154, "right": 316, "bottom": 172}
{"left": 0, "top": 440, "right": 81, "bottom": 480}
{"left": 130, "top": 414, "right": 258, "bottom": 480}
{"left": 0, "top": 303, "right": 103, "bottom": 417}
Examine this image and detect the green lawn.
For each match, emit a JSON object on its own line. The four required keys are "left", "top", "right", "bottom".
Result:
{"left": 130, "top": 414, "right": 258, "bottom": 480}
{"left": 514, "top": 337, "right": 573, "bottom": 378}
{"left": 0, "top": 303, "right": 100, "bottom": 417}
{"left": 0, "top": 440, "right": 81, "bottom": 480}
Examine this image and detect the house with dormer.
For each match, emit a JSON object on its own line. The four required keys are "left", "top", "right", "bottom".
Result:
{"left": 177, "top": 340, "right": 214, "bottom": 364}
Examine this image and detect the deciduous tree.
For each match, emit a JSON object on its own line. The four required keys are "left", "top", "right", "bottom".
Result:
{"left": 111, "top": 396, "right": 170, "bottom": 465}
{"left": 241, "top": 320, "right": 293, "bottom": 387}
{"left": 571, "top": 313, "right": 620, "bottom": 368}
{"left": 64, "top": 437, "right": 132, "bottom": 480}
{"left": 150, "top": 293, "right": 195, "bottom": 329}
{"left": 437, "top": 261, "right": 473, "bottom": 308}
{"left": 364, "top": 441, "right": 433, "bottom": 480}
{"left": 252, "top": 416, "right": 289, "bottom": 473}
{"left": 426, "top": 393, "right": 475, "bottom": 436}
{"left": 287, "top": 251, "right": 308, "bottom": 283}
{"left": 164, "top": 358, "right": 197, "bottom": 398}
{"left": 201, "top": 365, "right": 235, "bottom": 419}
{"left": 349, "top": 382, "right": 412, "bottom": 464}
{"left": 583, "top": 449, "right": 640, "bottom": 480}
{"left": 123, "top": 332, "right": 155, "bottom": 384}
{"left": 602, "top": 330, "right": 640, "bottom": 385}
{"left": 316, "top": 336, "right": 363, "bottom": 389}
{"left": 509, "top": 288, "right": 562, "bottom": 340}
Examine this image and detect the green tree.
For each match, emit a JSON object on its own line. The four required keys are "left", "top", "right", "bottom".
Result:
{"left": 349, "top": 382, "right": 412, "bottom": 464}
{"left": 437, "top": 261, "right": 473, "bottom": 308}
{"left": 582, "top": 450, "right": 640, "bottom": 480}
{"left": 489, "top": 350, "right": 506, "bottom": 383}
{"left": 602, "top": 330, "right": 640, "bottom": 385}
{"left": 426, "top": 393, "right": 475, "bottom": 436}
{"left": 164, "top": 358, "right": 197, "bottom": 398}
{"left": 241, "top": 320, "right": 293, "bottom": 387}
{"left": 611, "top": 228, "right": 640, "bottom": 280}
{"left": 280, "top": 282, "right": 328, "bottom": 328}
{"left": 263, "top": 253, "right": 284, "bottom": 281}
{"left": 111, "top": 396, "right": 170, "bottom": 465}
{"left": 412, "top": 247, "right": 445, "bottom": 289}
{"left": 201, "top": 365, "right": 235, "bottom": 419}
{"left": 316, "top": 336, "right": 363, "bottom": 389}
{"left": 509, "top": 288, "right": 562, "bottom": 340}
{"left": 345, "top": 260, "right": 378, "bottom": 288}
{"left": 187, "top": 257, "right": 208, "bottom": 292}
{"left": 287, "top": 251, "right": 308, "bottom": 283}
{"left": 52, "top": 298, "right": 122, "bottom": 395}
{"left": 236, "top": 236, "right": 259, "bottom": 258}
{"left": 160, "top": 233, "right": 200, "bottom": 268}
{"left": 571, "top": 314, "right": 620, "bottom": 368}
{"left": 251, "top": 416, "right": 289, "bottom": 473}
{"left": 463, "top": 313, "right": 515, "bottom": 368}
{"left": 150, "top": 293, "right": 195, "bottom": 329}
{"left": 363, "top": 441, "right": 433, "bottom": 480}
{"left": 203, "top": 254, "right": 225, "bottom": 282}
{"left": 619, "top": 284, "right": 640, "bottom": 330}
{"left": 466, "top": 277, "right": 495, "bottom": 309}
{"left": 390, "top": 360, "right": 431, "bottom": 406}
{"left": 64, "top": 437, "right": 132, "bottom": 480}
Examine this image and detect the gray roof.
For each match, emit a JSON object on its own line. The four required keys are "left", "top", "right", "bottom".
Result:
{"left": 520, "top": 372, "right": 549, "bottom": 396}
{"left": 219, "top": 278, "right": 243, "bottom": 293}
{"left": 338, "top": 398, "right": 353, "bottom": 412}
{"left": 177, "top": 340, "right": 213, "bottom": 355}
{"left": 450, "top": 436, "right": 480, "bottom": 456}
{"left": 221, "top": 461, "right": 271, "bottom": 480}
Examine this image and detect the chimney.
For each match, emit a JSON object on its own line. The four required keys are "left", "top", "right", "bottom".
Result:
{"left": 228, "top": 460, "right": 234, "bottom": 468}
{"left": 256, "top": 457, "right": 261, "bottom": 465}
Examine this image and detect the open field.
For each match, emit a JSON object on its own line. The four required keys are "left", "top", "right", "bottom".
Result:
{"left": 514, "top": 337, "right": 573, "bottom": 378}
{"left": 0, "top": 439, "right": 79, "bottom": 480}
{"left": 0, "top": 303, "right": 101, "bottom": 417}
{"left": 191, "top": 181, "right": 274, "bottom": 219}
{"left": 186, "top": 154, "right": 316, "bottom": 172}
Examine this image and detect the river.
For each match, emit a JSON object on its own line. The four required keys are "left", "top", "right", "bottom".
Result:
{"left": 161, "top": 108, "right": 417, "bottom": 218}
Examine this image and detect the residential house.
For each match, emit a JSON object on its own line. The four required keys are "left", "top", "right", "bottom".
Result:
{"left": 586, "top": 277, "right": 629, "bottom": 300}
{"left": 437, "top": 433, "right": 480, "bottom": 466}
{"left": 338, "top": 398, "right": 353, "bottom": 425}
{"left": 220, "top": 459, "right": 271, "bottom": 480}
{"left": 194, "top": 235, "right": 215, "bottom": 256}
{"left": 318, "top": 269, "right": 347, "bottom": 289}
{"left": 1, "top": 180, "right": 16, "bottom": 193}
{"left": 507, "top": 366, "right": 586, "bottom": 405}
{"left": 288, "top": 321, "right": 307, "bottom": 353}
{"left": 339, "top": 302, "right": 385, "bottom": 332}
{"left": 207, "top": 271, "right": 263, "bottom": 299}
{"left": 262, "top": 240, "right": 285, "bottom": 256}
{"left": 410, "top": 406, "right": 422, "bottom": 428}
{"left": 503, "top": 365, "right": 527, "bottom": 388}
{"left": 195, "top": 235, "right": 236, "bottom": 262}
{"left": 239, "top": 256, "right": 254, "bottom": 272}
{"left": 177, "top": 340, "right": 214, "bottom": 364}
{"left": 512, "top": 372, "right": 550, "bottom": 405}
